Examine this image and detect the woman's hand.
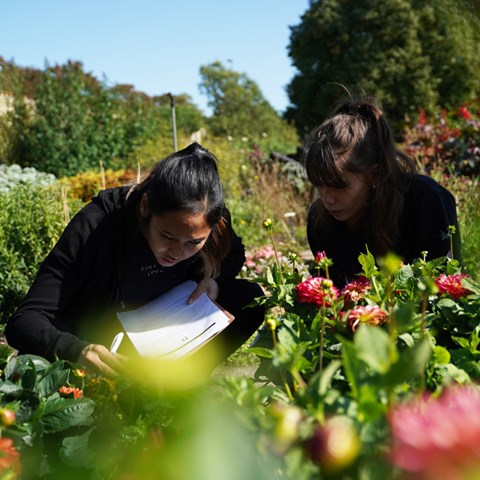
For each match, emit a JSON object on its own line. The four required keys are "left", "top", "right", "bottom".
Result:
{"left": 188, "top": 278, "right": 219, "bottom": 303}
{"left": 78, "top": 343, "right": 127, "bottom": 378}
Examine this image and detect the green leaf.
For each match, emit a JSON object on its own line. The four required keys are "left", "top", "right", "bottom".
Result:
{"left": 432, "top": 345, "right": 451, "bottom": 364}
{"left": 436, "top": 297, "right": 458, "bottom": 309}
{"left": 42, "top": 397, "right": 95, "bottom": 433}
{"left": 382, "top": 337, "right": 431, "bottom": 387}
{"left": 398, "top": 333, "right": 415, "bottom": 348}
{"left": 248, "top": 347, "right": 274, "bottom": 359}
{"left": 358, "top": 248, "right": 377, "bottom": 278}
{"left": 277, "top": 323, "right": 301, "bottom": 351}
{"left": 59, "top": 428, "right": 95, "bottom": 468}
{"left": 316, "top": 359, "right": 342, "bottom": 396}
{"left": 355, "top": 325, "right": 391, "bottom": 374}
{"left": 394, "top": 264, "right": 415, "bottom": 290}
{"left": 265, "top": 267, "right": 275, "bottom": 287}
{"left": 340, "top": 340, "right": 361, "bottom": 398}
{"left": 462, "top": 277, "right": 480, "bottom": 295}
{"left": 5, "top": 354, "right": 51, "bottom": 383}
{"left": 38, "top": 363, "right": 70, "bottom": 397}
{"left": 451, "top": 350, "right": 480, "bottom": 380}
{"left": 394, "top": 303, "right": 417, "bottom": 333}
{"left": 0, "top": 380, "right": 24, "bottom": 396}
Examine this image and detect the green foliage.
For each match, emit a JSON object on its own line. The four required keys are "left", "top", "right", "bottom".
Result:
{"left": 9, "top": 61, "right": 126, "bottom": 176}
{"left": 199, "top": 61, "right": 299, "bottom": 152}
{"left": 287, "top": 0, "right": 480, "bottom": 135}
{"left": 0, "top": 182, "right": 71, "bottom": 325}
{"left": 240, "top": 244, "right": 480, "bottom": 477}
{"left": 1, "top": 59, "right": 206, "bottom": 177}
{"left": 0, "top": 347, "right": 279, "bottom": 479}
{"left": 414, "top": 0, "right": 480, "bottom": 110}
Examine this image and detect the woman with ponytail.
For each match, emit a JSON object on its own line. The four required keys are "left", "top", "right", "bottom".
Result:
{"left": 6, "top": 143, "right": 265, "bottom": 376}
{"left": 304, "top": 98, "right": 460, "bottom": 287}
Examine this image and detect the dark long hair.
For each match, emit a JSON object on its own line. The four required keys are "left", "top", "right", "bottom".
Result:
{"left": 304, "top": 97, "right": 417, "bottom": 255}
{"left": 128, "top": 142, "right": 230, "bottom": 277}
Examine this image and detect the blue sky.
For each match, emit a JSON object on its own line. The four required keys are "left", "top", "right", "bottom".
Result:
{"left": 1, "top": 1, "right": 310, "bottom": 114}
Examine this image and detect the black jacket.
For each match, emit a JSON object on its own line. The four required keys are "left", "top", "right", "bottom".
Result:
{"left": 5, "top": 187, "right": 246, "bottom": 362}
{"left": 307, "top": 174, "right": 460, "bottom": 286}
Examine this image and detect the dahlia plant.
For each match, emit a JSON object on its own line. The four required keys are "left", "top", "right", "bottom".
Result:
{"left": 236, "top": 220, "right": 480, "bottom": 479}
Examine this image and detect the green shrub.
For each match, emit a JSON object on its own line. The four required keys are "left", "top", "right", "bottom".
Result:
{"left": 0, "top": 182, "right": 73, "bottom": 325}
{"left": 438, "top": 174, "right": 480, "bottom": 278}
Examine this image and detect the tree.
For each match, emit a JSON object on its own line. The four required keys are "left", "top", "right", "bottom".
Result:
{"left": 287, "top": 0, "right": 480, "bottom": 135}
{"left": 199, "top": 61, "right": 298, "bottom": 150}
{"left": 10, "top": 61, "right": 128, "bottom": 176}
{"left": 2, "top": 60, "right": 206, "bottom": 175}
{"left": 413, "top": 0, "right": 480, "bottom": 109}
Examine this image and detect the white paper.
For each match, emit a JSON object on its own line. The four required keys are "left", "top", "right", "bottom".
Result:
{"left": 116, "top": 280, "right": 233, "bottom": 359}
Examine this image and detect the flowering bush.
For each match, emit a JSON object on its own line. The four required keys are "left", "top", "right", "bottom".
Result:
{"left": 61, "top": 167, "right": 138, "bottom": 203}
{"left": 404, "top": 101, "right": 480, "bottom": 176}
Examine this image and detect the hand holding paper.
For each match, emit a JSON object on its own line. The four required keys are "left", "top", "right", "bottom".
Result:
{"left": 116, "top": 281, "right": 234, "bottom": 360}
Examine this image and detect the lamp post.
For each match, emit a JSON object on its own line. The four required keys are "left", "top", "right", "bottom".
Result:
{"left": 167, "top": 92, "right": 177, "bottom": 152}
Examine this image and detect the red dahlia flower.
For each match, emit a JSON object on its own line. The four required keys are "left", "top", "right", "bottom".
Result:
{"left": 435, "top": 273, "right": 473, "bottom": 301}
{"left": 346, "top": 305, "right": 388, "bottom": 332}
{"left": 458, "top": 105, "right": 471, "bottom": 121}
{"left": 295, "top": 277, "right": 338, "bottom": 308}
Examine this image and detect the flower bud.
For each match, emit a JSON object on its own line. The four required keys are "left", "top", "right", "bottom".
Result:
{"left": 269, "top": 403, "right": 303, "bottom": 453}
{"left": 262, "top": 218, "right": 273, "bottom": 231}
{"left": 307, "top": 416, "right": 360, "bottom": 472}
{"left": 265, "top": 317, "right": 277, "bottom": 331}
{"left": 0, "top": 408, "right": 16, "bottom": 427}
{"left": 322, "top": 279, "right": 333, "bottom": 289}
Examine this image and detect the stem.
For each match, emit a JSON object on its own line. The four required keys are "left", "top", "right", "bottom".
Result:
{"left": 319, "top": 303, "right": 326, "bottom": 374}
{"left": 421, "top": 292, "right": 428, "bottom": 337}
{"left": 270, "top": 231, "right": 284, "bottom": 283}
{"left": 271, "top": 328, "right": 277, "bottom": 348}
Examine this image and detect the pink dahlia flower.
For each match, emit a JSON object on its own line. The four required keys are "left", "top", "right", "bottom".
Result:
{"left": 389, "top": 386, "right": 480, "bottom": 480}
{"left": 346, "top": 305, "right": 388, "bottom": 332}
{"left": 295, "top": 277, "right": 339, "bottom": 308}
{"left": 340, "top": 276, "right": 371, "bottom": 304}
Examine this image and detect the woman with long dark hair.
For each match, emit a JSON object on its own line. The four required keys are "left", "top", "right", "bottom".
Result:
{"left": 6, "top": 143, "right": 265, "bottom": 376}
{"left": 304, "top": 98, "right": 460, "bottom": 286}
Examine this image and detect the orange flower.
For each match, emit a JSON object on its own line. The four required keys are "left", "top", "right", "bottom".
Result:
{"left": 435, "top": 273, "right": 473, "bottom": 301}
{"left": 296, "top": 277, "right": 339, "bottom": 308}
{"left": 346, "top": 305, "right": 388, "bottom": 332}
{"left": 58, "top": 386, "right": 84, "bottom": 399}
{"left": 0, "top": 438, "right": 21, "bottom": 475}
